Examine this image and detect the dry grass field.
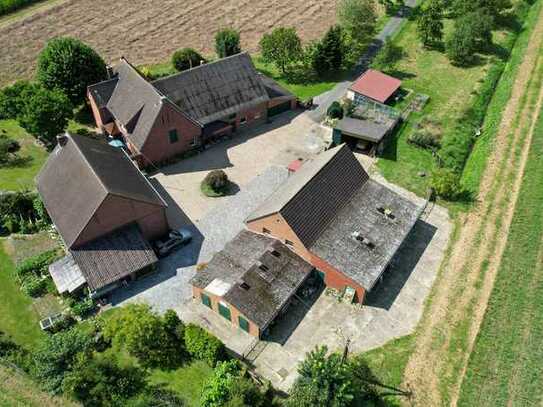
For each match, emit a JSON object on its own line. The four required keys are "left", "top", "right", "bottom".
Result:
{"left": 0, "top": 0, "right": 335, "bottom": 87}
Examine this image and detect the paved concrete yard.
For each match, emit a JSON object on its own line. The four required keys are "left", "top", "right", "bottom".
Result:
{"left": 151, "top": 111, "right": 319, "bottom": 223}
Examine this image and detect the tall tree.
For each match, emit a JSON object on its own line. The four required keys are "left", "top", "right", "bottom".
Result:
{"left": 417, "top": 1, "right": 444, "bottom": 47}
{"left": 215, "top": 28, "right": 242, "bottom": 58}
{"left": 337, "top": 0, "right": 377, "bottom": 48}
{"left": 312, "top": 25, "right": 345, "bottom": 76}
{"left": 102, "top": 304, "right": 185, "bottom": 369}
{"left": 259, "top": 27, "right": 303, "bottom": 74}
{"left": 37, "top": 37, "right": 107, "bottom": 105}
{"left": 18, "top": 86, "right": 73, "bottom": 144}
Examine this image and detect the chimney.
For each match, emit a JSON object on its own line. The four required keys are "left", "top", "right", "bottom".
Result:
{"left": 106, "top": 65, "right": 114, "bottom": 79}
{"left": 56, "top": 133, "right": 68, "bottom": 147}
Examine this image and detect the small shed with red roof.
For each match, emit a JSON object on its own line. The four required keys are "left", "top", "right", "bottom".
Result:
{"left": 348, "top": 69, "right": 402, "bottom": 104}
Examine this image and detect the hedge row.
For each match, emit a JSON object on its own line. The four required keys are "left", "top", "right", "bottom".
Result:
{"left": 0, "top": 0, "right": 40, "bottom": 16}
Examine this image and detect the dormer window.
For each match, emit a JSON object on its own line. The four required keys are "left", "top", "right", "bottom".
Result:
{"left": 169, "top": 129, "right": 179, "bottom": 143}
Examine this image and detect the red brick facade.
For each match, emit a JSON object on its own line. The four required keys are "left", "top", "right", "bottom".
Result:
{"left": 73, "top": 194, "right": 168, "bottom": 248}
{"left": 192, "top": 285, "right": 261, "bottom": 337}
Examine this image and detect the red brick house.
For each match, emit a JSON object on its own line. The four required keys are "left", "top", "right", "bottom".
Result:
{"left": 245, "top": 144, "right": 422, "bottom": 303}
{"left": 190, "top": 230, "right": 313, "bottom": 338}
{"left": 37, "top": 133, "right": 169, "bottom": 298}
{"left": 88, "top": 53, "right": 296, "bottom": 167}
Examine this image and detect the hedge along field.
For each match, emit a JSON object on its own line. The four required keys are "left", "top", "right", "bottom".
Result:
{"left": 0, "top": 0, "right": 42, "bottom": 16}
{"left": 457, "top": 102, "right": 543, "bottom": 406}
{"left": 462, "top": 0, "right": 543, "bottom": 192}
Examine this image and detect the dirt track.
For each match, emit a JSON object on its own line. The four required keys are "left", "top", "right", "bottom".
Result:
{"left": 402, "top": 5, "right": 543, "bottom": 405}
{"left": 0, "top": 0, "right": 335, "bottom": 86}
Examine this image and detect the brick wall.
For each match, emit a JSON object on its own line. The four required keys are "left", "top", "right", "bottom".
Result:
{"left": 234, "top": 102, "right": 267, "bottom": 129}
{"left": 192, "top": 285, "right": 261, "bottom": 338}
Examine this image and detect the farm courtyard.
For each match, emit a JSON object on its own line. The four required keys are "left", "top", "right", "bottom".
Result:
{"left": 0, "top": 0, "right": 337, "bottom": 86}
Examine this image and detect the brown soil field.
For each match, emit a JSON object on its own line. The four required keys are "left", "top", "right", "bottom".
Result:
{"left": 0, "top": 0, "right": 336, "bottom": 87}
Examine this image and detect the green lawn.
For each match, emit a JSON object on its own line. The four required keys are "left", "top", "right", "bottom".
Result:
{"left": 357, "top": 335, "right": 414, "bottom": 406}
{"left": 457, "top": 105, "right": 543, "bottom": 406}
{"left": 376, "top": 19, "right": 505, "bottom": 197}
{"left": 0, "top": 242, "right": 44, "bottom": 348}
{"left": 149, "top": 360, "right": 214, "bottom": 407}
{"left": 0, "top": 120, "right": 48, "bottom": 191}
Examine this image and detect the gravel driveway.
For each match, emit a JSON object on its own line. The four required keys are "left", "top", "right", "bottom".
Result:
{"left": 110, "top": 165, "right": 289, "bottom": 311}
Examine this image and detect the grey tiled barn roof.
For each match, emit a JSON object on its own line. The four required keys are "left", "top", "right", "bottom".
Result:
{"left": 70, "top": 223, "right": 158, "bottom": 291}
{"left": 152, "top": 53, "right": 270, "bottom": 125}
{"left": 191, "top": 230, "right": 312, "bottom": 330}
{"left": 336, "top": 116, "right": 397, "bottom": 143}
{"left": 37, "top": 133, "right": 166, "bottom": 248}
{"left": 246, "top": 144, "right": 422, "bottom": 290}
{"left": 311, "top": 179, "right": 422, "bottom": 290}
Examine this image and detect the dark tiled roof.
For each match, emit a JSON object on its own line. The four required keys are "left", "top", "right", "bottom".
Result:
{"left": 106, "top": 60, "right": 165, "bottom": 150}
{"left": 152, "top": 53, "right": 269, "bottom": 125}
{"left": 259, "top": 74, "right": 294, "bottom": 99}
{"left": 70, "top": 223, "right": 158, "bottom": 291}
{"left": 88, "top": 78, "right": 118, "bottom": 108}
{"left": 336, "top": 117, "right": 397, "bottom": 143}
{"left": 191, "top": 230, "right": 312, "bottom": 330}
{"left": 247, "top": 144, "right": 369, "bottom": 247}
{"left": 37, "top": 133, "right": 166, "bottom": 248}
{"left": 311, "top": 179, "right": 422, "bottom": 290}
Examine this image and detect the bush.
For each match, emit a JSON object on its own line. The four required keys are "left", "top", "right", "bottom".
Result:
{"left": 327, "top": 101, "right": 344, "bottom": 119}
{"left": 0, "top": 191, "right": 51, "bottom": 235}
{"left": 0, "top": 134, "right": 20, "bottom": 165}
{"left": 37, "top": 37, "right": 107, "bottom": 105}
{"left": 18, "top": 86, "right": 73, "bottom": 144}
{"left": 0, "top": 0, "right": 40, "bottom": 16}
{"left": 184, "top": 323, "right": 226, "bottom": 366}
{"left": 215, "top": 28, "right": 241, "bottom": 58}
{"left": 201, "top": 170, "right": 229, "bottom": 197}
{"left": 0, "top": 80, "right": 39, "bottom": 120}
{"left": 372, "top": 37, "right": 404, "bottom": 72}
{"left": 408, "top": 130, "right": 441, "bottom": 150}
{"left": 69, "top": 296, "right": 97, "bottom": 318}
{"left": 15, "top": 249, "right": 59, "bottom": 278}
{"left": 172, "top": 48, "right": 205, "bottom": 72}
{"left": 431, "top": 168, "right": 465, "bottom": 200}
{"left": 21, "top": 273, "right": 48, "bottom": 297}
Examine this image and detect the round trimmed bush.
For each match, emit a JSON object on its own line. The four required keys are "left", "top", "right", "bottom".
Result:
{"left": 327, "top": 101, "right": 344, "bottom": 119}
{"left": 184, "top": 323, "right": 226, "bottom": 366}
{"left": 201, "top": 170, "right": 229, "bottom": 197}
{"left": 172, "top": 48, "right": 205, "bottom": 72}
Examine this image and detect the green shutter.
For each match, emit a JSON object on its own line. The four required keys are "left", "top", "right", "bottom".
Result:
{"left": 169, "top": 129, "right": 179, "bottom": 143}
{"left": 218, "top": 302, "right": 231, "bottom": 321}
{"left": 201, "top": 293, "right": 212, "bottom": 308}
{"left": 238, "top": 316, "right": 250, "bottom": 333}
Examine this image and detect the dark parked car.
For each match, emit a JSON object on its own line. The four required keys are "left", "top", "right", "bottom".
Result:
{"left": 154, "top": 228, "right": 193, "bottom": 258}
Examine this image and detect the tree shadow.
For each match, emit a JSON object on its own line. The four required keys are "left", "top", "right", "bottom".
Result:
{"left": 74, "top": 104, "right": 96, "bottom": 127}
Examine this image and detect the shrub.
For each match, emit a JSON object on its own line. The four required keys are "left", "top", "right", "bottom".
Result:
{"left": 21, "top": 273, "right": 48, "bottom": 297}
{"left": 69, "top": 297, "right": 96, "bottom": 318}
{"left": 15, "top": 249, "right": 59, "bottom": 278}
{"left": 0, "top": 80, "right": 39, "bottom": 120}
{"left": 172, "top": 48, "right": 205, "bottom": 72}
{"left": 327, "top": 101, "right": 344, "bottom": 119}
{"left": 0, "top": 191, "right": 51, "bottom": 235}
{"left": 372, "top": 37, "right": 404, "bottom": 72}
{"left": 0, "top": 0, "right": 40, "bottom": 16}
{"left": 184, "top": 323, "right": 226, "bottom": 366}
{"left": 0, "top": 134, "right": 20, "bottom": 164}
{"left": 18, "top": 86, "right": 73, "bottom": 144}
{"left": 215, "top": 28, "right": 241, "bottom": 58}
{"left": 408, "top": 130, "right": 441, "bottom": 150}
{"left": 431, "top": 168, "right": 466, "bottom": 200}
{"left": 201, "top": 170, "right": 229, "bottom": 197}
{"left": 37, "top": 37, "right": 107, "bottom": 105}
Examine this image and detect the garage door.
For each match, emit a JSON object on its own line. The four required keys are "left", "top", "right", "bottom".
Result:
{"left": 268, "top": 101, "right": 291, "bottom": 117}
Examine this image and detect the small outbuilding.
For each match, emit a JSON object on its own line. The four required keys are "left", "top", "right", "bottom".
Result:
{"left": 333, "top": 115, "right": 399, "bottom": 155}
{"left": 347, "top": 69, "right": 402, "bottom": 105}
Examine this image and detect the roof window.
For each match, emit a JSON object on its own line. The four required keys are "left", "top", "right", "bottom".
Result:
{"left": 259, "top": 264, "right": 269, "bottom": 272}
{"left": 240, "top": 282, "right": 250, "bottom": 290}
{"left": 351, "top": 231, "right": 375, "bottom": 250}
{"left": 270, "top": 250, "right": 281, "bottom": 258}
{"left": 377, "top": 206, "right": 396, "bottom": 220}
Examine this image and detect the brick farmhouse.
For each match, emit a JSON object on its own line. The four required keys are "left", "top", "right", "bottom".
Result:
{"left": 87, "top": 53, "right": 296, "bottom": 167}
{"left": 37, "top": 133, "right": 169, "bottom": 298}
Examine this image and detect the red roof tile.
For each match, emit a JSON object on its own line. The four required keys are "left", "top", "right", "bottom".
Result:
{"left": 350, "top": 69, "right": 402, "bottom": 103}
